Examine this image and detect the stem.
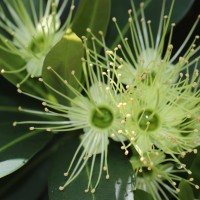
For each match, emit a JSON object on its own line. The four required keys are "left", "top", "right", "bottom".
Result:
{"left": 0, "top": 130, "right": 41, "bottom": 153}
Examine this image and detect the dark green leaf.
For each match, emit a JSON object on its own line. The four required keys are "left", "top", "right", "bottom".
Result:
{"left": 42, "top": 30, "right": 84, "bottom": 102}
{"left": 190, "top": 146, "right": 200, "bottom": 198}
{"left": 72, "top": 0, "right": 111, "bottom": 40}
{"left": 0, "top": 92, "right": 53, "bottom": 177}
{"left": 107, "top": 0, "right": 195, "bottom": 48}
{"left": 178, "top": 180, "right": 195, "bottom": 200}
{"left": 106, "top": 0, "right": 131, "bottom": 47}
{"left": 48, "top": 137, "right": 133, "bottom": 200}
{"left": 169, "top": 0, "right": 195, "bottom": 23}
{"left": 0, "top": 156, "right": 50, "bottom": 200}
{"left": 143, "top": 0, "right": 195, "bottom": 36}
{"left": 0, "top": 122, "right": 52, "bottom": 178}
{"left": 134, "top": 189, "right": 154, "bottom": 200}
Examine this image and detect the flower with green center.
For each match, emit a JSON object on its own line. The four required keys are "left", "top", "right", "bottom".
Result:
{"left": 14, "top": 46, "right": 129, "bottom": 192}
{"left": 111, "top": 0, "right": 200, "bottom": 86}
{"left": 85, "top": 0, "right": 200, "bottom": 163}
{"left": 130, "top": 150, "right": 199, "bottom": 200}
{"left": 122, "top": 69, "right": 200, "bottom": 156}
{"left": 0, "top": 0, "right": 74, "bottom": 87}
{"left": 10, "top": 0, "right": 200, "bottom": 195}
{"left": 86, "top": 0, "right": 200, "bottom": 88}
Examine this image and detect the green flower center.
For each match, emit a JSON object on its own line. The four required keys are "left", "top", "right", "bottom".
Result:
{"left": 138, "top": 110, "right": 160, "bottom": 131}
{"left": 91, "top": 107, "right": 113, "bottom": 129}
{"left": 29, "top": 36, "right": 46, "bottom": 53}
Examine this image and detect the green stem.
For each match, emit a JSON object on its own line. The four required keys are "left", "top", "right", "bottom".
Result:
{"left": 0, "top": 130, "right": 41, "bottom": 153}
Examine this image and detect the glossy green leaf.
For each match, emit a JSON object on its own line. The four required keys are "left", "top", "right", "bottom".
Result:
{"left": 42, "top": 30, "right": 84, "bottom": 102}
{"left": 0, "top": 154, "right": 50, "bottom": 200}
{"left": 107, "top": 0, "right": 195, "bottom": 48}
{"left": 0, "top": 78, "right": 48, "bottom": 122}
{"left": 190, "top": 146, "right": 200, "bottom": 198}
{"left": 0, "top": 92, "right": 53, "bottom": 177}
{"left": 48, "top": 138, "right": 133, "bottom": 200}
{"left": 0, "top": 158, "right": 28, "bottom": 178}
{"left": 178, "top": 180, "right": 195, "bottom": 200}
{"left": 106, "top": 0, "right": 131, "bottom": 47}
{"left": 72, "top": 0, "right": 111, "bottom": 40}
{"left": 0, "top": 122, "right": 52, "bottom": 178}
{"left": 141, "top": 0, "right": 195, "bottom": 36}
{"left": 134, "top": 189, "right": 154, "bottom": 200}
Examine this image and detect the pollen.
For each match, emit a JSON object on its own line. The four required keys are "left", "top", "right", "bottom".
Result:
{"left": 195, "top": 185, "right": 200, "bottom": 189}
{"left": 112, "top": 17, "right": 117, "bottom": 22}
{"left": 106, "top": 50, "right": 113, "bottom": 55}
{"left": 59, "top": 186, "right": 64, "bottom": 191}
{"left": 106, "top": 175, "right": 110, "bottom": 179}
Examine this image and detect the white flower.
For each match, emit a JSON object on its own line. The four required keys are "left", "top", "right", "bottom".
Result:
{"left": 112, "top": 1, "right": 200, "bottom": 86}
{"left": 122, "top": 70, "right": 200, "bottom": 156}
{"left": 14, "top": 52, "right": 128, "bottom": 192}
{"left": 130, "top": 150, "right": 199, "bottom": 200}
{"left": 12, "top": 0, "right": 200, "bottom": 195}
{"left": 0, "top": 0, "right": 74, "bottom": 86}
{"left": 85, "top": 0, "right": 200, "bottom": 162}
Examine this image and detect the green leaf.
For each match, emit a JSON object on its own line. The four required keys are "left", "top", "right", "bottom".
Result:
{"left": 0, "top": 153, "right": 50, "bottom": 200}
{"left": 178, "top": 180, "right": 195, "bottom": 200}
{"left": 0, "top": 92, "right": 53, "bottom": 177}
{"left": 48, "top": 137, "right": 133, "bottom": 200}
{"left": 42, "top": 30, "right": 84, "bottom": 102}
{"left": 0, "top": 159, "right": 28, "bottom": 178}
{"left": 169, "top": 0, "right": 195, "bottom": 23}
{"left": 134, "top": 189, "right": 154, "bottom": 200}
{"left": 106, "top": 0, "right": 131, "bottom": 47}
{"left": 0, "top": 122, "right": 52, "bottom": 178}
{"left": 72, "top": 0, "right": 111, "bottom": 39}
{"left": 0, "top": 39, "right": 26, "bottom": 86}
{"left": 143, "top": 0, "right": 195, "bottom": 36}
{"left": 190, "top": 146, "right": 200, "bottom": 198}
{"left": 106, "top": 0, "right": 195, "bottom": 48}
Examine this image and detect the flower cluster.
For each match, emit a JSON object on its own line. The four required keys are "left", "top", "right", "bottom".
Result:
{"left": 130, "top": 150, "right": 199, "bottom": 200}
{"left": 86, "top": 1, "right": 200, "bottom": 197}
{"left": 15, "top": 56, "right": 127, "bottom": 193}
{"left": 11, "top": 0, "right": 200, "bottom": 198}
{"left": 0, "top": 0, "right": 74, "bottom": 87}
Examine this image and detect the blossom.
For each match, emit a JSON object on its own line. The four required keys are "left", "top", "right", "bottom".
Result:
{"left": 111, "top": 1, "right": 200, "bottom": 87}
{"left": 85, "top": 0, "right": 200, "bottom": 160}
{"left": 11, "top": 0, "right": 200, "bottom": 196}
{"left": 83, "top": 4, "right": 200, "bottom": 199}
{"left": 122, "top": 68, "right": 200, "bottom": 155}
{"left": 130, "top": 150, "right": 199, "bottom": 200}
{"left": 0, "top": 0, "right": 74, "bottom": 87}
{"left": 14, "top": 43, "right": 129, "bottom": 192}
